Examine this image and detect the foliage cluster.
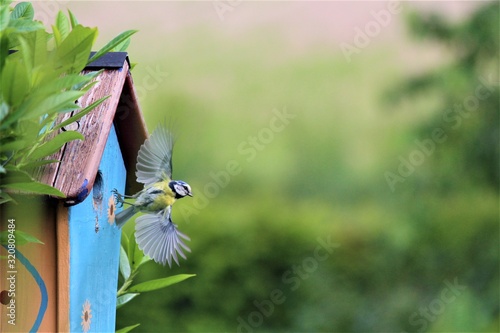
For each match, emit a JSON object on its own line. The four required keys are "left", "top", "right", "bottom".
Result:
{"left": 391, "top": 2, "right": 499, "bottom": 192}
{"left": 0, "top": 1, "right": 135, "bottom": 204}
{"left": 116, "top": 230, "right": 195, "bottom": 333}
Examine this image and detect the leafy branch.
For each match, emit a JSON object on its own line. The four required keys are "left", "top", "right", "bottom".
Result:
{"left": 0, "top": 1, "right": 137, "bottom": 204}
{"left": 116, "top": 230, "right": 196, "bottom": 332}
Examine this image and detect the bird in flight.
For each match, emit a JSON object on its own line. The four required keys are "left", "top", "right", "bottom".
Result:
{"left": 113, "top": 124, "right": 193, "bottom": 267}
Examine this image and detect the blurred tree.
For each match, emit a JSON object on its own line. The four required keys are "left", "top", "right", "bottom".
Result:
{"left": 389, "top": 1, "right": 499, "bottom": 192}
{"left": 386, "top": 3, "right": 499, "bottom": 332}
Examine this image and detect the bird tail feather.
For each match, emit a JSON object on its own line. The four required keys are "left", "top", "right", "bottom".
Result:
{"left": 115, "top": 206, "right": 137, "bottom": 227}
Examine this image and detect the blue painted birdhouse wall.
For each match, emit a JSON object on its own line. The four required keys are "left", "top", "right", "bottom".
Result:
{"left": 67, "top": 125, "right": 126, "bottom": 332}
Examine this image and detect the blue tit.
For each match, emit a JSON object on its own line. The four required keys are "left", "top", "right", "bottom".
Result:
{"left": 113, "top": 125, "right": 193, "bottom": 267}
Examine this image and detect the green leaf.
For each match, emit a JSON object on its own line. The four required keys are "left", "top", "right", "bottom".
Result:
{"left": 72, "top": 69, "right": 103, "bottom": 91}
{"left": 19, "top": 89, "right": 83, "bottom": 120}
{"left": 67, "top": 10, "right": 78, "bottom": 29}
{"left": 11, "top": 2, "right": 34, "bottom": 20}
{"left": 121, "top": 230, "right": 129, "bottom": 253}
{"left": 0, "top": 4, "right": 10, "bottom": 31}
{"left": 0, "top": 139, "right": 27, "bottom": 153}
{"left": 115, "top": 323, "right": 140, "bottom": 333}
{"left": 20, "top": 159, "right": 60, "bottom": 169}
{"left": 54, "top": 96, "right": 109, "bottom": 131}
{"left": 1, "top": 58, "right": 30, "bottom": 107}
{"left": 27, "top": 130, "right": 84, "bottom": 161}
{"left": 15, "top": 118, "right": 40, "bottom": 145}
{"left": 139, "top": 255, "right": 152, "bottom": 267}
{"left": 119, "top": 245, "right": 131, "bottom": 280}
{"left": 127, "top": 231, "right": 150, "bottom": 271}
{"left": 0, "top": 191, "right": 13, "bottom": 205}
{"left": 0, "top": 100, "right": 8, "bottom": 122}
{"left": 17, "top": 29, "right": 47, "bottom": 79}
{"left": 37, "top": 73, "right": 92, "bottom": 94}
{"left": 113, "top": 37, "right": 131, "bottom": 52}
{"left": 17, "top": 36, "right": 33, "bottom": 73}
{"left": 1, "top": 181, "right": 66, "bottom": 197}
{"left": 0, "top": 34, "right": 9, "bottom": 71}
{"left": 127, "top": 230, "right": 137, "bottom": 269}
{"left": 128, "top": 274, "right": 196, "bottom": 293}
{"left": 0, "top": 230, "right": 44, "bottom": 246}
{"left": 88, "top": 30, "right": 137, "bottom": 64}
{"left": 15, "top": 230, "right": 44, "bottom": 245}
{"left": 116, "top": 293, "right": 139, "bottom": 309}
{"left": 1, "top": 167, "right": 32, "bottom": 183}
{"left": 1, "top": 88, "right": 81, "bottom": 130}
{"left": 7, "top": 17, "right": 44, "bottom": 33}
{"left": 55, "top": 11, "right": 70, "bottom": 41}
{"left": 132, "top": 239, "right": 147, "bottom": 271}
{"left": 52, "top": 24, "right": 62, "bottom": 48}
{"left": 56, "top": 25, "right": 97, "bottom": 73}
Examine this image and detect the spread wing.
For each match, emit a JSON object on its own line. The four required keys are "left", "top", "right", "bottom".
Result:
{"left": 136, "top": 125, "right": 174, "bottom": 186}
{"left": 135, "top": 206, "right": 191, "bottom": 267}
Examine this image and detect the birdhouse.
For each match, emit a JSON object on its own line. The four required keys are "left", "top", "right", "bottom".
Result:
{"left": 0, "top": 52, "right": 148, "bottom": 332}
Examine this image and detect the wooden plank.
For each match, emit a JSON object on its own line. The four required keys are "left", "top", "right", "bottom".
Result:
{"left": 55, "top": 61, "right": 130, "bottom": 205}
{"left": 56, "top": 201, "right": 70, "bottom": 332}
{"left": 34, "top": 127, "right": 65, "bottom": 191}
{"left": 0, "top": 197, "right": 58, "bottom": 332}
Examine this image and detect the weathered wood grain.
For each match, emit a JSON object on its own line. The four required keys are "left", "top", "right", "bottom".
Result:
{"left": 36, "top": 59, "right": 148, "bottom": 205}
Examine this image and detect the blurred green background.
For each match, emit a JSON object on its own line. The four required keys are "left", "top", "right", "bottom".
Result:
{"left": 37, "top": 1, "right": 499, "bottom": 332}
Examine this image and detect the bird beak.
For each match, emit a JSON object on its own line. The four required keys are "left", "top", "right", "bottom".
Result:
{"left": 188, "top": 193, "right": 193, "bottom": 197}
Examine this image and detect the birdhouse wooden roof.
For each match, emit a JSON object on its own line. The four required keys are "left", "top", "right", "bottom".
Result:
{"left": 35, "top": 52, "right": 148, "bottom": 206}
